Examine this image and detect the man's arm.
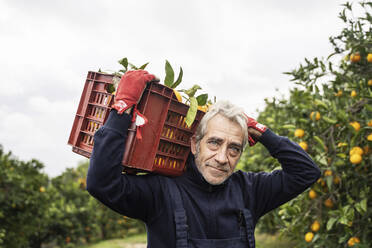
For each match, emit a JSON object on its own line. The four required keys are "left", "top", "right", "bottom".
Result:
{"left": 86, "top": 110, "right": 163, "bottom": 222}
{"left": 86, "top": 70, "right": 162, "bottom": 222}
{"left": 249, "top": 129, "right": 321, "bottom": 219}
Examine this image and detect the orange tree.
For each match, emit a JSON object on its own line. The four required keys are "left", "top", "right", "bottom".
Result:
{"left": 49, "top": 161, "right": 145, "bottom": 247}
{"left": 0, "top": 146, "right": 145, "bottom": 248}
{"left": 0, "top": 145, "right": 51, "bottom": 248}
{"left": 239, "top": 1, "right": 371, "bottom": 247}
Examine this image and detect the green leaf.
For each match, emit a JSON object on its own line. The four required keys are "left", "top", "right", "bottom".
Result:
{"left": 182, "top": 85, "right": 202, "bottom": 97}
{"left": 314, "top": 136, "right": 327, "bottom": 150}
{"left": 185, "top": 97, "right": 198, "bottom": 127}
{"left": 171, "top": 67, "right": 183, "bottom": 89}
{"left": 356, "top": 199, "right": 367, "bottom": 214}
{"left": 280, "top": 124, "right": 296, "bottom": 129}
{"left": 129, "top": 62, "right": 138, "bottom": 70}
{"left": 106, "top": 84, "right": 115, "bottom": 93}
{"left": 164, "top": 60, "right": 174, "bottom": 87}
{"left": 326, "top": 176, "right": 333, "bottom": 190}
{"left": 327, "top": 217, "right": 337, "bottom": 230}
{"left": 139, "top": 62, "right": 149, "bottom": 70}
{"left": 314, "top": 99, "right": 328, "bottom": 109}
{"left": 118, "top": 57, "right": 128, "bottom": 71}
{"left": 322, "top": 116, "right": 337, "bottom": 124}
{"left": 339, "top": 216, "right": 348, "bottom": 225}
{"left": 336, "top": 153, "right": 347, "bottom": 159}
{"left": 361, "top": 199, "right": 367, "bottom": 212}
{"left": 196, "top": 94, "right": 208, "bottom": 106}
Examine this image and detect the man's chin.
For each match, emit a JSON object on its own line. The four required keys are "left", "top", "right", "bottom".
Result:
{"left": 204, "top": 175, "right": 227, "bottom": 185}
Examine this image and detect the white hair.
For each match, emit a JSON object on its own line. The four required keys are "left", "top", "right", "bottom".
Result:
{"left": 195, "top": 101, "right": 248, "bottom": 149}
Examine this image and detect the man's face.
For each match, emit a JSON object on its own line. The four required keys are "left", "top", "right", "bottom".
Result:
{"left": 191, "top": 114, "right": 244, "bottom": 185}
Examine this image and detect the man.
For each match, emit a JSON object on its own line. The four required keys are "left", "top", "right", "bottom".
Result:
{"left": 87, "top": 70, "right": 321, "bottom": 248}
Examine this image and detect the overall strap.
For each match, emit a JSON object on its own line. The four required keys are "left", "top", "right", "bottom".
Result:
{"left": 241, "top": 209, "right": 255, "bottom": 248}
{"left": 164, "top": 178, "right": 188, "bottom": 248}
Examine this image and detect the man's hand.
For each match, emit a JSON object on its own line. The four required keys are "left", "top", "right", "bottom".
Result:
{"left": 112, "top": 70, "right": 158, "bottom": 114}
{"left": 245, "top": 115, "right": 267, "bottom": 146}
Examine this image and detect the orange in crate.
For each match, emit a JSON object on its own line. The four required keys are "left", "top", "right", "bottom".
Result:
{"left": 68, "top": 71, "right": 205, "bottom": 176}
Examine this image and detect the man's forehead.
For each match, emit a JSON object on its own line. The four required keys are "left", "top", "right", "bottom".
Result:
{"left": 204, "top": 115, "right": 244, "bottom": 145}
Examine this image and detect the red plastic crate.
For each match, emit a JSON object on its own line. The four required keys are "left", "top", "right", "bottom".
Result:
{"left": 68, "top": 71, "right": 205, "bottom": 176}
{"left": 68, "top": 71, "right": 116, "bottom": 158}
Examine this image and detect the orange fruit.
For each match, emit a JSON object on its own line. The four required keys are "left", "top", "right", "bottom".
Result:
{"left": 327, "top": 157, "right": 332, "bottom": 165}
{"left": 363, "top": 146, "right": 370, "bottom": 155}
{"left": 350, "top": 154, "right": 362, "bottom": 164}
{"left": 368, "top": 79, "right": 372, "bottom": 86}
{"left": 349, "top": 146, "right": 364, "bottom": 156}
{"left": 368, "top": 133, "right": 372, "bottom": 141}
{"left": 350, "top": 53, "right": 361, "bottom": 62}
{"left": 334, "top": 90, "right": 343, "bottom": 97}
{"left": 337, "top": 142, "right": 348, "bottom": 147}
{"left": 173, "top": 89, "right": 183, "bottom": 102}
{"left": 299, "top": 141, "right": 308, "bottom": 151}
{"left": 349, "top": 121, "right": 361, "bottom": 131}
{"left": 324, "top": 170, "right": 332, "bottom": 176}
{"left": 347, "top": 237, "right": 360, "bottom": 247}
{"left": 368, "top": 120, "right": 372, "bottom": 127}
{"left": 317, "top": 178, "right": 326, "bottom": 186}
{"left": 294, "top": 129, "right": 305, "bottom": 138}
{"left": 350, "top": 90, "right": 357, "bottom": 97}
{"left": 333, "top": 176, "right": 341, "bottom": 185}
{"left": 367, "top": 53, "right": 372, "bottom": 62}
{"left": 311, "top": 220, "right": 320, "bottom": 232}
{"left": 324, "top": 198, "right": 334, "bottom": 208}
{"left": 39, "top": 186, "right": 46, "bottom": 193}
{"left": 309, "top": 189, "right": 317, "bottom": 199}
{"left": 197, "top": 105, "right": 208, "bottom": 112}
{"left": 310, "top": 111, "right": 321, "bottom": 121}
{"left": 305, "top": 232, "right": 314, "bottom": 242}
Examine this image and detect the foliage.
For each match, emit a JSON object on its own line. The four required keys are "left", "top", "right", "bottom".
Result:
{"left": 241, "top": 1, "right": 372, "bottom": 247}
{"left": 0, "top": 146, "right": 144, "bottom": 248}
{"left": 0, "top": 145, "right": 51, "bottom": 248}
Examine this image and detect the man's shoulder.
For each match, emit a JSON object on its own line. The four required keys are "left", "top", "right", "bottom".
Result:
{"left": 232, "top": 169, "right": 254, "bottom": 178}
{"left": 230, "top": 170, "right": 255, "bottom": 185}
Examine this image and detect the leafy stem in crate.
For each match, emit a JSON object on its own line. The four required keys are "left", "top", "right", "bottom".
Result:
{"left": 118, "top": 57, "right": 149, "bottom": 74}
{"left": 164, "top": 60, "right": 183, "bottom": 88}
{"left": 107, "top": 57, "right": 150, "bottom": 94}
{"left": 164, "top": 60, "right": 212, "bottom": 127}
{"left": 180, "top": 85, "right": 209, "bottom": 127}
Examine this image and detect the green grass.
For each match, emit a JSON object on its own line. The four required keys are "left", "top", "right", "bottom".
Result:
{"left": 77, "top": 232, "right": 295, "bottom": 248}
{"left": 76, "top": 233, "right": 146, "bottom": 248}
{"left": 255, "top": 232, "right": 296, "bottom": 248}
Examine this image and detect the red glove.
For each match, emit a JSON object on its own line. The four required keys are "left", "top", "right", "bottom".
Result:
{"left": 245, "top": 115, "right": 267, "bottom": 146}
{"left": 112, "top": 70, "right": 158, "bottom": 114}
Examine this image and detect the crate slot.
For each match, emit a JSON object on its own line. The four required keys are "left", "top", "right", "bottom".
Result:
{"left": 157, "top": 140, "right": 188, "bottom": 158}
{"left": 81, "top": 133, "right": 94, "bottom": 146}
{"left": 153, "top": 155, "right": 182, "bottom": 170}
{"left": 160, "top": 125, "right": 191, "bottom": 144}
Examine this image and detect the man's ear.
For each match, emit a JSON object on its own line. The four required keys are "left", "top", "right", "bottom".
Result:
{"left": 190, "top": 135, "right": 197, "bottom": 155}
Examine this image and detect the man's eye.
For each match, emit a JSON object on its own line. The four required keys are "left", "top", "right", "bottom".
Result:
{"left": 207, "top": 140, "right": 219, "bottom": 148}
{"left": 229, "top": 147, "right": 241, "bottom": 156}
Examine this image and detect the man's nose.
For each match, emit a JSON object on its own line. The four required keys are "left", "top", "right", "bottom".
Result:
{"left": 215, "top": 146, "right": 228, "bottom": 165}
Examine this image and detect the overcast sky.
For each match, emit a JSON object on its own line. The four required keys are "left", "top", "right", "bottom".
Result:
{"left": 0, "top": 0, "right": 360, "bottom": 177}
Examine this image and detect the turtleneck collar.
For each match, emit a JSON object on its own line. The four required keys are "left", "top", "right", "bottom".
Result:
{"left": 181, "top": 154, "right": 229, "bottom": 192}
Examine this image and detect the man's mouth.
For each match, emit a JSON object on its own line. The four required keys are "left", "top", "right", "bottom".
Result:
{"left": 206, "top": 164, "right": 228, "bottom": 173}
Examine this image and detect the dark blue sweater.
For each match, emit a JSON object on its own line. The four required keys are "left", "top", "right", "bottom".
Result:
{"left": 87, "top": 111, "right": 320, "bottom": 247}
